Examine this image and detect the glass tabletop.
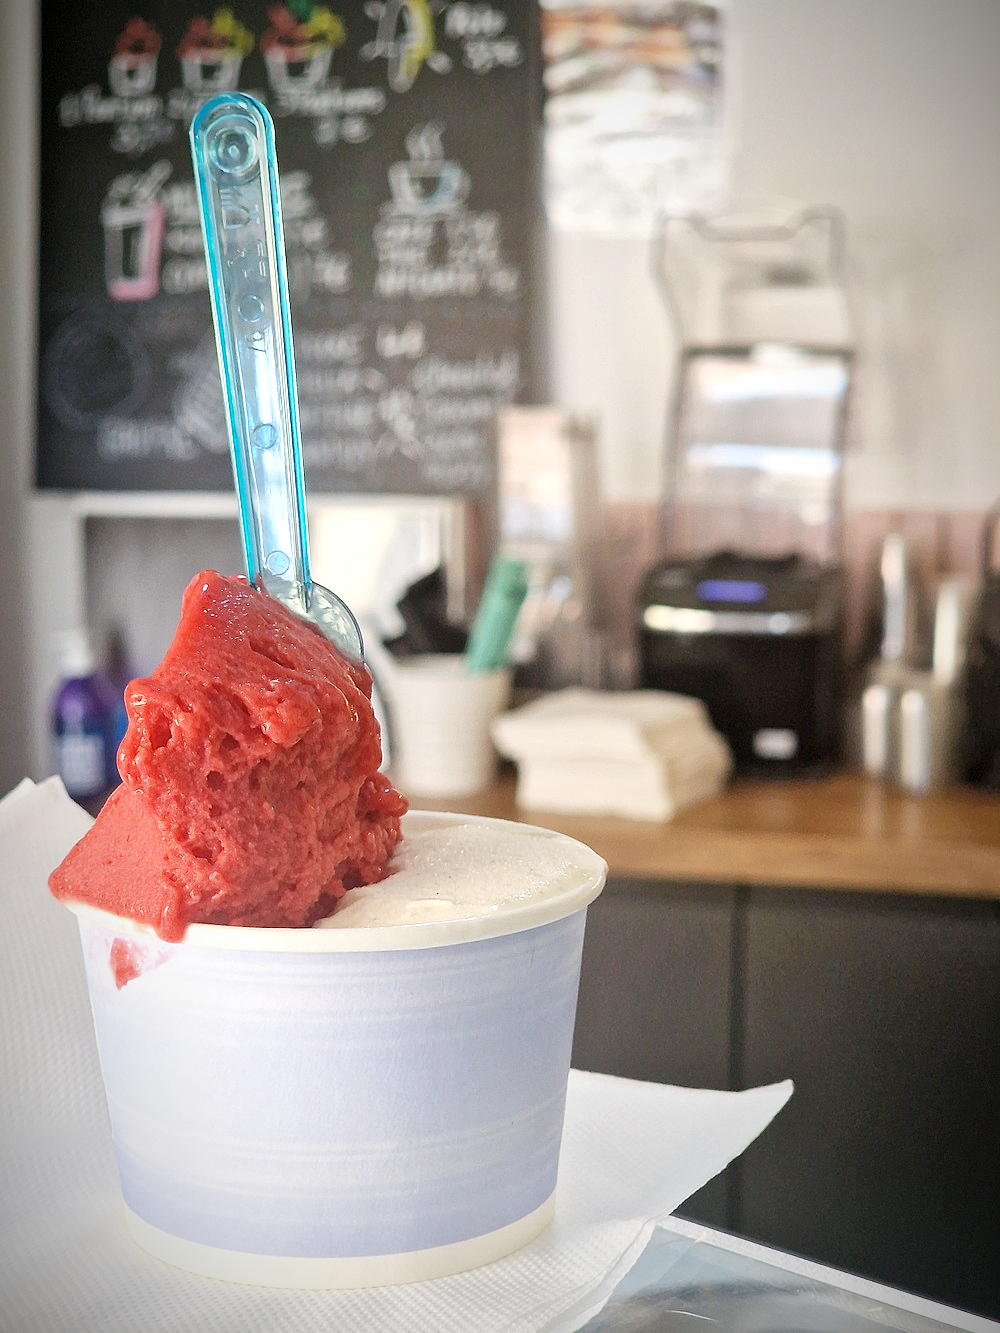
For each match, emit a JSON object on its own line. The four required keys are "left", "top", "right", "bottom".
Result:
{"left": 587, "top": 1218, "right": 999, "bottom": 1332}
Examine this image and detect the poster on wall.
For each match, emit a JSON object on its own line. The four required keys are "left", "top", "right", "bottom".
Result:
{"left": 540, "top": 1, "right": 727, "bottom": 235}
{"left": 36, "top": 2, "right": 542, "bottom": 495}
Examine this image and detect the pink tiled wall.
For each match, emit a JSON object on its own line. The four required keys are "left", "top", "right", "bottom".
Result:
{"left": 466, "top": 497, "right": 990, "bottom": 692}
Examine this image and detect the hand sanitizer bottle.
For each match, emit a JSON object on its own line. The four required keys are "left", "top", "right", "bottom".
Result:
{"left": 51, "top": 628, "right": 120, "bottom": 813}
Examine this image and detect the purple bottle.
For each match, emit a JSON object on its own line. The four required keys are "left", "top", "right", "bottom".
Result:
{"left": 51, "top": 629, "right": 121, "bottom": 814}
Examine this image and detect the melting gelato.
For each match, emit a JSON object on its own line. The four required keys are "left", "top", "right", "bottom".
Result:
{"left": 49, "top": 571, "right": 407, "bottom": 939}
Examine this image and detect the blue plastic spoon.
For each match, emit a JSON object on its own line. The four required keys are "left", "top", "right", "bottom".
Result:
{"left": 190, "top": 92, "right": 363, "bottom": 660}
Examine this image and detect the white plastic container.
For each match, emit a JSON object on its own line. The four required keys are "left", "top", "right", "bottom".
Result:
{"left": 68, "top": 811, "right": 606, "bottom": 1288}
{"left": 387, "top": 655, "right": 512, "bottom": 798}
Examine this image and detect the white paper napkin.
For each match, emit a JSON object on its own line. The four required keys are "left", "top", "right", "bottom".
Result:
{"left": 0, "top": 778, "right": 792, "bottom": 1333}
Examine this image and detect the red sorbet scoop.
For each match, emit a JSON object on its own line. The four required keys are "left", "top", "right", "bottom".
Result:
{"left": 50, "top": 571, "right": 407, "bottom": 939}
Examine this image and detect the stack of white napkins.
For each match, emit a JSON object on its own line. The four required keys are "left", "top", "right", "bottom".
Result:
{"left": 491, "top": 689, "right": 732, "bottom": 821}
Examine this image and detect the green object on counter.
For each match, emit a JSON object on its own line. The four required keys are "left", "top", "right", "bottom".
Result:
{"left": 464, "top": 555, "right": 529, "bottom": 673}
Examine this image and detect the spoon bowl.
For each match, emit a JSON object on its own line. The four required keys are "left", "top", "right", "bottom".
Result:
{"left": 190, "top": 93, "right": 363, "bottom": 660}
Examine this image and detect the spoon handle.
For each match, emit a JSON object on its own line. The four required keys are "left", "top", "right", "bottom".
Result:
{"left": 190, "top": 93, "right": 311, "bottom": 614}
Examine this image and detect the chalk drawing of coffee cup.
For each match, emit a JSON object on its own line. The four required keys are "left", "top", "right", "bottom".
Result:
{"left": 176, "top": 12, "right": 253, "bottom": 93}
{"left": 108, "top": 18, "right": 161, "bottom": 97}
{"left": 101, "top": 162, "right": 170, "bottom": 302}
{"left": 261, "top": 4, "right": 344, "bottom": 94}
{"left": 388, "top": 122, "right": 470, "bottom": 215}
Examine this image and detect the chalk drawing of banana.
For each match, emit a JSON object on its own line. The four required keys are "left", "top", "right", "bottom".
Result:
{"left": 361, "top": 0, "right": 452, "bottom": 93}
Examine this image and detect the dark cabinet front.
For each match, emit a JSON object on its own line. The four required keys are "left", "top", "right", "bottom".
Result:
{"left": 737, "top": 887, "right": 1000, "bottom": 1318}
{"left": 572, "top": 875, "right": 1000, "bottom": 1320}
{"left": 572, "top": 877, "right": 736, "bottom": 1226}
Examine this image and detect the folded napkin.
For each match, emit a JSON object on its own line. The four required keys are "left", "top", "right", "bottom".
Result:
{"left": 1, "top": 778, "right": 790, "bottom": 1332}
{"left": 515, "top": 749, "right": 731, "bottom": 821}
{"left": 492, "top": 689, "right": 732, "bottom": 821}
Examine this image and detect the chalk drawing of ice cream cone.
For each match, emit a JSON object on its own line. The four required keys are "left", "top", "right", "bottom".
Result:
{"left": 262, "top": 3, "right": 346, "bottom": 95}
{"left": 177, "top": 9, "right": 254, "bottom": 93}
{"left": 108, "top": 18, "right": 162, "bottom": 97}
{"left": 387, "top": 122, "right": 469, "bottom": 216}
{"left": 101, "top": 161, "right": 170, "bottom": 302}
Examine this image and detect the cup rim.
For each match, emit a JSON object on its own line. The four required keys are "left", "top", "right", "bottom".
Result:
{"left": 63, "top": 810, "right": 607, "bottom": 954}
{"left": 394, "top": 655, "right": 511, "bottom": 678}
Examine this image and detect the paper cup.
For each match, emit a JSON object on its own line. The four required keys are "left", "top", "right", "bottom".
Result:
{"left": 389, "top": 655, "right": 512, "bottom": 799}
{"left": 68, "top": 811, "right": 606, "bottom": 1288}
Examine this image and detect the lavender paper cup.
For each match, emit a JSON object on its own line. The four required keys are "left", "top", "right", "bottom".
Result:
{"left": 68, "top": 811, "right": 606, "bottom": 1288}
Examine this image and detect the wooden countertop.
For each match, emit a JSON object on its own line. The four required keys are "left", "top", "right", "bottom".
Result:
{"left": 409, "top": 770, "right": 1000, "bottom": 900}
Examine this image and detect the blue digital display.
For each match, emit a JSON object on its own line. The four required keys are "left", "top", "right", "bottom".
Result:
{"left": 696, "top": 579, "right": 767, "bottom": 604}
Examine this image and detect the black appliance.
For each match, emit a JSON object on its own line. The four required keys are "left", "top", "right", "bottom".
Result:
{"left": 637, "top": 551, "right": 842, "bottom": 772}
{"left": 961, "top": 504, "right": 1000, "bottom": 788}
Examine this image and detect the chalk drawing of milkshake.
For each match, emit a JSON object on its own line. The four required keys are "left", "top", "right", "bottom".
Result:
{"left": 176, "top": 9, "right": 253, "bottom": 93}
{"left": 386, "top": 123, "right": 469, "bottom": 216}
{"left": 101, "top": 161, "right": 170, "bottom": 302}
{"left": 261, "top": 3, "right": 346, "bottom": 95}
{"left": 361, "top": 0, "right": 451, "bottom": 94}
{"left": 108, "top": 18, "right": 162, "bottom": 97}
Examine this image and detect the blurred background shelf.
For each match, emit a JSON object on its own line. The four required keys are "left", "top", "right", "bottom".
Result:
{"left": 416, "top": 769, "right": 1000, "bottom": 897}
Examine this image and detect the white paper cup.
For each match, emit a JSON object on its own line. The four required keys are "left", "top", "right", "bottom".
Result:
{"left": 68, "top": 811, "right": 606, "bottom": 1288}
{"left": 389, "top": 655, "right": 512, "bottom": 799}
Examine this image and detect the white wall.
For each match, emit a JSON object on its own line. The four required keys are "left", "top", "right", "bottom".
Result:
{"left": 0, "top": 0, "right": 37, "bottom": 792}
{"left": 546, "top": 0, "right": 1000, "bottom": 512}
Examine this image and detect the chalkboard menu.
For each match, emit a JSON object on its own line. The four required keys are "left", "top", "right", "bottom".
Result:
{"left": 36, "top": 2, "right": 542, "bottom": 495}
